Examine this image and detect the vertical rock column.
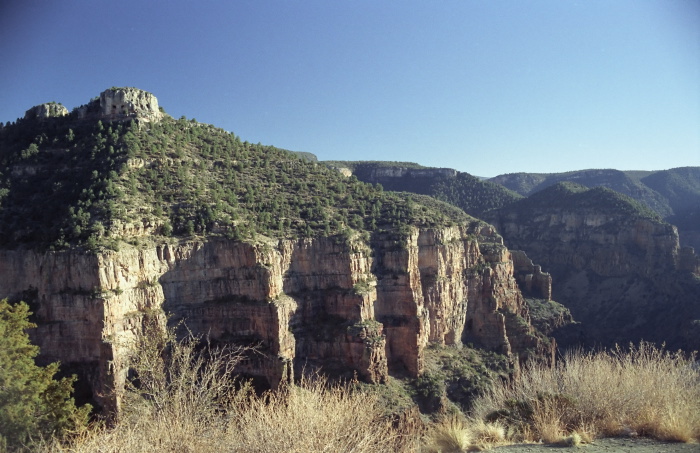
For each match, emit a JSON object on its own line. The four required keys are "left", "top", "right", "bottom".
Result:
{"left": 374, "top": 228, "right": 428, "bottom": 376}
{"left": 282, "top": 236, "right": 387, "bottom": 384}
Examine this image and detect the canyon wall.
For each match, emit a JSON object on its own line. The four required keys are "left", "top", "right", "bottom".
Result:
{"left": 485, "top": 207, "right": 700, "bottom": 351}
{"left": 0, "top": 224, "right": 550, "bottom": 409}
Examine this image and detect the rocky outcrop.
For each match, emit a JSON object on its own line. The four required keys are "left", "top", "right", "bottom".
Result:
{"left": 510, "top": 250, "right": 552, "bottom": 300}
{"left": 0, "top": 223, "right": 550, "bottom": 409}
{"left": 76, "top": 88, "right": 163, "bottom": 123}
{"left": 679, "top": 246, "right": 700, "bottom": 276}
{"left": 364, "top": 167, "right": 457, "bottom": 180}
{"left": 24, "top": 103, "right": 68, "bottom": 120}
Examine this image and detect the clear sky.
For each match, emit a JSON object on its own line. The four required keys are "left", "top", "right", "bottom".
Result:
{"left": 1, "top": 1, "right": 698, "bottom": 176}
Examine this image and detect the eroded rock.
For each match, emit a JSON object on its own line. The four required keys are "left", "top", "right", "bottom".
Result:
{"left": 24, "top": 103, "right": 68, "bottom": 120}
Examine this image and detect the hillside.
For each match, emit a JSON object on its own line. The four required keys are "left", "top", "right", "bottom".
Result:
{"left": 484, "top": 182, "right": 700, "bottom": 351}
{"left": 0, "top": 96, "right": 469, "bottom": 252}
{"left": 488, "top": 169, "right": 672, "bottom": 215}
{"left": 489, "top": 167, "right": 700, "bottom": 250}
{"left": 0, "top": 88, "right": 559, "bottom": 417}
{"left": 323, "top": 160, "right": 522, "bottom": 218}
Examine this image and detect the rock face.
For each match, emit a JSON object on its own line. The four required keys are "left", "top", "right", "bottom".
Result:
{"left": 24, "top": 103, "right": 68, "bottom": 120}
{"left": 485, "top": 198, "right": 700, "bottom": 351}
{"left": 0, "top": 224, "right": 551, "bottom": 409}
{"left": 510, "top": 250, "right": 552, "bottom": 300}
{"left": 76, "top": 88, "right": 163, "bottom": 123}
{"left": 363, "top": 167, "right": 458, "bottom": 180}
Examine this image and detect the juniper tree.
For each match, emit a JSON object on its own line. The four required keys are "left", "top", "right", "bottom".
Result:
{"left": 0, "top": 299, "right": 90, "bottom": 450}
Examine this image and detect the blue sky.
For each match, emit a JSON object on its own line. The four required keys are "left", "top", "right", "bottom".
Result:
{"left": 1, "top": 1, "right": 698, "bottom": 176}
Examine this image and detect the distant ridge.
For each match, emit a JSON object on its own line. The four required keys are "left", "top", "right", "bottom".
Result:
{"left": 322, "top": 160, "right": 521, "bottom": 218}
{"left": 489, "top": 167, "right": 700, "bottom": 250}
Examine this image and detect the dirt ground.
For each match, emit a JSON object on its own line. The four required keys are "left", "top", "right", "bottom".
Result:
{"left": 492, "top": 437, "right": 700, "bottom": 452}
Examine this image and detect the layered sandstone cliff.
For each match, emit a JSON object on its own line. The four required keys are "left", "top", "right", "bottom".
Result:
{"left": 0, "top": 223, "right": 550, "bottom": 409}
{"left": 484, "top": 186, "right": 700, "bottom": 351}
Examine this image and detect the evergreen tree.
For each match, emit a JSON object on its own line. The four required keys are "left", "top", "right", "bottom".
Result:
{"left": 0, "top": 300, "right": 90, "bottom": 450}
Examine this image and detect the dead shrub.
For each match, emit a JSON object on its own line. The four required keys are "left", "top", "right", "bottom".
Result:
{"left": 49, "top": 323, "right": 416, "bottom": 452}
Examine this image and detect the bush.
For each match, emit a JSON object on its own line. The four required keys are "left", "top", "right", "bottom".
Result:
{"left": 53, "top": 321, "right": 417, "bottom": 452}
{"left": 423, "top": 415, "right": 471, "bottom": 453}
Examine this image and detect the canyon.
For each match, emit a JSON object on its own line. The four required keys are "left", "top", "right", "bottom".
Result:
{"left": 9, "top": 88, "right": 696, "bottom": 418}
{"left": 342, "top": 164, "right": 700, "bottom": 352}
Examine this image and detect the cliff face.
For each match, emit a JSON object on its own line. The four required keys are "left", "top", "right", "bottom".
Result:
{"left": 485, "top": 200, "right": 700, "bottom": 351}
{"left": 493, "top": 212, "right": 679, "bottom": 277}
{"left": 0, "top": 224, "right": 550, "bottom": 409}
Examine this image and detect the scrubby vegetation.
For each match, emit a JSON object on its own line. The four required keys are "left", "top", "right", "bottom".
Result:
{"left": 4, "top": 310, "right": 698, "bottom": 452}
{"left": 0, "top": 116, "right": 468, "bottom": 251}
{"left": 489, "top": 167, "right": 700, "bottom": 224}
{"left": 325, "top": 160, "right": 523, "bottom": 218}
{"left": 524, "top": 298, "right": 573, "bottom": 336}
{"left": 641, "top": 166, "right": 700, "bottom": 214}
{"left": 506, "top": 182, "right": 661, "bottom": 220}
{"left": 47, "top": 323, "right": 419, "bottom": 453}
{"left": 415, "top": 344, "right": 511, "bottom": 414}
{"left": 488, "top": 169, "right": 678, "bottom": 218}
{"left": 430, "top": 172, "right": 523, "bottom": 218}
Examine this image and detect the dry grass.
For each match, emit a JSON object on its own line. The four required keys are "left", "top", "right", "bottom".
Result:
{"left": 424, "top": 415, "right": 472, "bottom": 453}
{"left": 472, "top": 342, "right": 700, "bottom": 444}
{"left": 42, "top": 328, "right": 700, "bottom": 452}
{"left": 47, "top": 324, "right": 418, "bottom": 453}
{"left": 423, "top": 416, "right": 509, "bottom": 452}
{"left": 469, "top": 419, "right": 506, "bottom": 445}
{"left": 226, "top": 375, "right": 416, "bottom": 452}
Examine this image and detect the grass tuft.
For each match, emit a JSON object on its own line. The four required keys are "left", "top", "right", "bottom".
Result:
{"left": 424, "top": 415, "right": 472, "bottom": 453}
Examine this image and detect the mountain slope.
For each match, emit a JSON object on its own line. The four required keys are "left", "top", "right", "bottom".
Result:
{"left": 489, "top": 169, "right": 674, "bottom": 217}
{"left": 483, "top": 182, "right": 700, "bottom": 350}
{"left": 0, "top": 88, "right": 557, "bottom": 414}
{"left": 1, "top": 107, "right": 468, "bottom": 251}
{"left": 323, "top": 160, "right": 522, "bottom": 218}
{"left": 489, "top": 167, "right": 700, "bottom": 250}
